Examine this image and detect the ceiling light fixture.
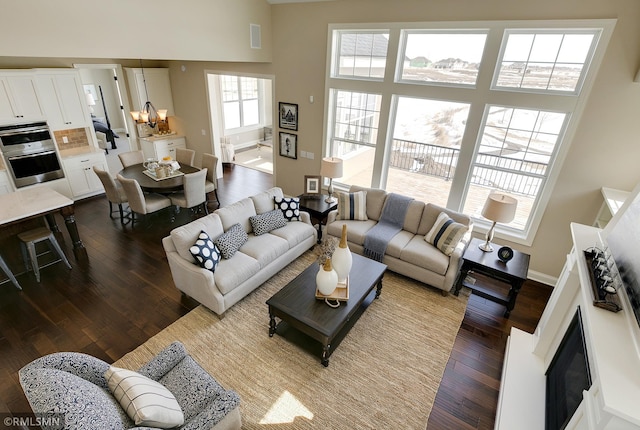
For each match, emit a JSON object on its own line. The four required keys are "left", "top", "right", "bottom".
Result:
{"left": 130, "top": 60, "right": 164, "bottom": 129}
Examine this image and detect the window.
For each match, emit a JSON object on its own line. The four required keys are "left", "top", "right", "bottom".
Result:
{"left": 328, "top": 90, "right": 382, "bottom": 187}
{"left": 494, "top": 30, "right": 598, "bottom": 93}
{"left": 332, "top": 31, "right": 389, "bottom": 80}
{"left": 324, "top": 21, "right": 614, "bottom": 244}
{"left": 220, "top": 75, "right": 259, "bottom": 130}
{"left": 399, "top": 30, "right": 488, "bottom": 86}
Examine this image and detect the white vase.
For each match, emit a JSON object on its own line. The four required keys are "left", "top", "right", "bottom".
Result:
{"left": 332, "top": 224, "right": 352, "bottom": 283}
{"left": 316, "top": 258, "right": 338, "bottom": 296}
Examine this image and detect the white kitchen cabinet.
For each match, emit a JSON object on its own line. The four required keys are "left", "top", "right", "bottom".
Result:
{"left": 36, "top": 70, "right": 91, "bottom": 130}
{"left": 0, "top": 72, "right": 44, "bottom": 124}
{"left": 0, "top": 169, "right": 13, "bottom": 194}
{"left": 140, "top": 136, "right": 186, "bottom": 161}
{"left": 125, "top": 68, "right": 175, "bottom": 116}
{"left": 62, "top": 151, "right": 107, "bottom": 199}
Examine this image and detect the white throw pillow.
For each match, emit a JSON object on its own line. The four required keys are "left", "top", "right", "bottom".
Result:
{"left": 425, "top": 212, "right": 468, "bottom": 256}
{"left": 104, "top": 366, "right": 184, "bottom": 428}
{"left": 337, "top": 191, "right": 368, "bottom": 221}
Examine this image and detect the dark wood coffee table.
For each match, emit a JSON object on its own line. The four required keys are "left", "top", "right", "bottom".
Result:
{"left": 267, "top": 253, "right": 387, "bottom": 366}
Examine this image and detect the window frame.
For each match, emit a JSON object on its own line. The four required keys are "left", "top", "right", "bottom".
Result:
{"left": 323, "top": 19, "right": 616, "bottom": 246}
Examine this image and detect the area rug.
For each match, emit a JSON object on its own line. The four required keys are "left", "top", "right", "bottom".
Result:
{"left": 115, "top": 251, "right": 469, "bottom": 429}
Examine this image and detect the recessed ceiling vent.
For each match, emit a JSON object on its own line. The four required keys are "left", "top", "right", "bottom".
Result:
{"left": 250, "top": 24, "right": 261, "bottom": 49}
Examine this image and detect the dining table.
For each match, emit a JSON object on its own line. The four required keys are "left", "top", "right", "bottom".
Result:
{"left": 0, "top": 186, "right": 86, "bottom": 259}
{"left": 117, "top": 163, "right": 201, "bottom": 193}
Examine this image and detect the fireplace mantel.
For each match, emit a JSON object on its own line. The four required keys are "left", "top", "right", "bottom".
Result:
{"left": 495, "top": 222, "right": 640, "bottom": 430}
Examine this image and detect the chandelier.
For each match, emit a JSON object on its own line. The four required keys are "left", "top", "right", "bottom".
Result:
{"left": 130, "top": 60, "right": 167, "bottom": 130}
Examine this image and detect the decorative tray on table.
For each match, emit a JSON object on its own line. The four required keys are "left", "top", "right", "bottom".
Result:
{"left": 315, "top": 277, "right": 349, "bottom": 302}
{"left": 142, "top": 169, "right": 184, "bottom": 181}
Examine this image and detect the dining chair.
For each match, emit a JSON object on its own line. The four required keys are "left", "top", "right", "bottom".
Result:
{"left": 169, "top": 168, "right": 208, "bottom": 215}
{"left": 175, "top": 148, "right": 196, "bottom": 166}
{"left": 116, "top": 174, "right": 172, "bottom": 226}
{"left": 202, "top": 153, "right": 221, "bottom": 206}
{"left": 118, "top": 150, "right": 145, "bottom": 168}
{"left": 93, "top": 166, "right": 129, "bottom": 224}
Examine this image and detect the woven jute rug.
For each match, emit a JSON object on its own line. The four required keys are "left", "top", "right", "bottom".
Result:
{"left": 115, "top": 251, "right": 469, "bottom": 429}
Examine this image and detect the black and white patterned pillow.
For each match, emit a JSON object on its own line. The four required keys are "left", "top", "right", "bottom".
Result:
{"left": 214, "top": 223, "right": 248, "bottom": 259}
{"left": 274, "top": 196, "right": 300, "bottom": 221}
{"left": 249, "top": 209, "right": 287, "bottom": 236}
{"left": 189, "top": 231, "right": 221, "bottom": 272}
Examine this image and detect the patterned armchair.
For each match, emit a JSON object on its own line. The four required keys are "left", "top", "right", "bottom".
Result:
{"left": 19, "top": 341, "right": 241, "bottom": 430}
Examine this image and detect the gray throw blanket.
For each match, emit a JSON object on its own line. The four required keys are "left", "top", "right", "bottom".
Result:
{"left": 363, "top": 193, "right": 414, "bottom": 262}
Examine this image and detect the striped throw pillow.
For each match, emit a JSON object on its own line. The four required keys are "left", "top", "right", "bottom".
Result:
{"left": 337, "top": 191, "right": 368, "bottom": 221}
{"left": 425, "top": 212, "right": 468, "bottom": 256}
{"left": 105, "top": 366, "right": 184, "bottom": 428}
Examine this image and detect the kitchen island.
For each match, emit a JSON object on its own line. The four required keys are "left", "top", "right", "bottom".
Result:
{"left": 0, "top": 187, "right": 86, "bottom": 259}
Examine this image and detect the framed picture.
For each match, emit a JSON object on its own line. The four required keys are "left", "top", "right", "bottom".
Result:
{"left": 304, "top": 175, "right": 321, "bottom": 195}
{"left": 279, "top": 132, "right": 297, "bottom": 159}
{"left": 279, "top": 102, "right": 298, "bottom": 131}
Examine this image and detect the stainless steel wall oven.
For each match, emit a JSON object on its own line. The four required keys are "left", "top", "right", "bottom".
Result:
{"left": 0, "top": 122, "right": 64, "bottom": 188}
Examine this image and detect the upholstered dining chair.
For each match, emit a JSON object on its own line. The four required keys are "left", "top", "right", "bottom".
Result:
{"left": 202, "top": 153, "right": 221, "bottom": 206}
{"left": 118, "top": 150, "right": 145, "bottom": 168}
{"left": 169, "top": 168, "right": 208, "bottom": 215}
{"left": 175, "top": 148, "right": 196, "bottom": 166}
{"left": 116, "top": 174, "right": 172, "bottom": 226}
{"left": 93, "top": 166, "right": 129, "bottom": 224}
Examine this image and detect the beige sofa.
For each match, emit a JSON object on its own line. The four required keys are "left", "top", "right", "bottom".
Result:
{"left": 325, "top": 185, "right": 472, "bottom": 295}
{"left": 163, "top": 187, "right": 317, "bottom": 316}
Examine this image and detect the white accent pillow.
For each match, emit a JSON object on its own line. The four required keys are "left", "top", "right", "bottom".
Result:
{"left": 425, "top": 212, "right": 468, "bottom": 256}
{"left": 104, "top": 366, "right": 184, "bottom": 428}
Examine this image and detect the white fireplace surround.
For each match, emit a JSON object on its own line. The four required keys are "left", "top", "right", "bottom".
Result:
{"left": 495, "top": 184, "right": 640, "bottom": 430}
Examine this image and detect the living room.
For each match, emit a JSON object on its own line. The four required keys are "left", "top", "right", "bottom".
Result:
{"left": 1, "top": 0, "right": 640, "bottom": 428}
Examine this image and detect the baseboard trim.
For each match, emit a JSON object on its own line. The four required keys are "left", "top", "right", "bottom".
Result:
{"left": 527, "top": 269, "right": 557, "bottom": 287}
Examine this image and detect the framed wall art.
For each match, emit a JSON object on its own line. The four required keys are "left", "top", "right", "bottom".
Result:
{"left": 279, "top": 102, "right": 298, "bottom": 131}
{"left": 279, "top": 132, "right": 297, "bottom": 159}
{"left": 304, "top": 175, "right": 321, "bottom": 195}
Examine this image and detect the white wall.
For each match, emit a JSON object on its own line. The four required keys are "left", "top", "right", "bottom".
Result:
{"left": 0, "top": 0, "right": 272, "bottom": 62}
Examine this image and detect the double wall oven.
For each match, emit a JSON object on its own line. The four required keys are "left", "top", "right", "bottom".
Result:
{"left": 0, "top": 122, "right": 64, "bottom": 188}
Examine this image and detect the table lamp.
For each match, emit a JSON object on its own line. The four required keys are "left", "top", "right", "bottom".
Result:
{"left": 320, "top": 157, "right": 343, "bottom": 203}
{"left": 479, "top": 191, "right": 518, "bottom": 252}
{"left": 86, "top": 92, "right": 96, "bottom": 114}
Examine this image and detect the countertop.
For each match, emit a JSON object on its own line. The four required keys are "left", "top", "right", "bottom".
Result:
{"left": 139, "top": 134, "right": 184, "bottom": 142}
{"left": 59, "top": 145, "right": 105, "bottom": 159}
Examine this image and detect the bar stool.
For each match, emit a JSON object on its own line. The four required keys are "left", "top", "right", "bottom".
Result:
{"left": 18, "top": 227, "right": 72, "bottom": 283}
{"left": 0, "top": 254, "right": 21, "bottom": 290}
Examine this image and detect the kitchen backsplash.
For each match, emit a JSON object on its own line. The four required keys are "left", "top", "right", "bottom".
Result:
{"left": 53, "top": 128, "right": 90, "bottom": 150}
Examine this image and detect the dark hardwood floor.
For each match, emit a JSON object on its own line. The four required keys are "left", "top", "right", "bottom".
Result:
{"left": 0, "top": 163, "right": 552, "bottom": 429}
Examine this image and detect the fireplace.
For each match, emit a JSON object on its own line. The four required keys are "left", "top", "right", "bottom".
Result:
{"left": 495, "top": 183, "right": 640, "bottom": 430}
{"left": 545, "top": 307, "right": 592, "bottom": 430}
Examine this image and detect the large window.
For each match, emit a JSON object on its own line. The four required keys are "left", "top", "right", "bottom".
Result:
{"left": 324, "top": 21, "right": 614, "bottom": 244}
{"left": 221, "top": 75, "right": 259, "bottom": 131}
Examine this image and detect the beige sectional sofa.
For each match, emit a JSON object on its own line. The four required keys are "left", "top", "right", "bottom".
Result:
{"left": 163, "top": 187, "right": 317, "bottom": 316}
{"left": 325, "top": 185, "right": 473, "bottom": 295}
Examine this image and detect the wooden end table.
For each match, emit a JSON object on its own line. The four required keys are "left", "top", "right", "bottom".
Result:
{"left": 453, "top": 237, "right": 530, "bottom": 317}
{"left": 266, "top": 253, "right": 386, "bottom": 366}
{"left": 298, "top": 194, "right": 338, "bottom": 243}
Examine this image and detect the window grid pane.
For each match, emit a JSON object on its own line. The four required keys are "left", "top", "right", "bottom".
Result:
{"left": 334, "top": 31, "right": 389, "bottom": 79}
{"left": 494, "top": 30, "right": 597, "bottom": 93}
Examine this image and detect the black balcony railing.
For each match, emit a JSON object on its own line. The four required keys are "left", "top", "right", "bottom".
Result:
{"left": 389, "top": 138, "right": 543, "bottom": 198}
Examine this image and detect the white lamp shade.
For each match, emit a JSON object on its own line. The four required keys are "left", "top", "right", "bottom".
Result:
{"left": 140, "top": 111, "right": 150, "bottom": 122}
{"left": 481, "top": 192, "right": 518, "bottom": 223}
{"left": 320, "top": 157, "right": 343, "bottom": 179}
{"left": 157, "top": 109, "right": 168, "bottom": 121}
{"left": 130, "top": 111, "right": 140, "bottom": 121}
{"left": 85, "top": 93, "right": 96, "bottom": 106}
